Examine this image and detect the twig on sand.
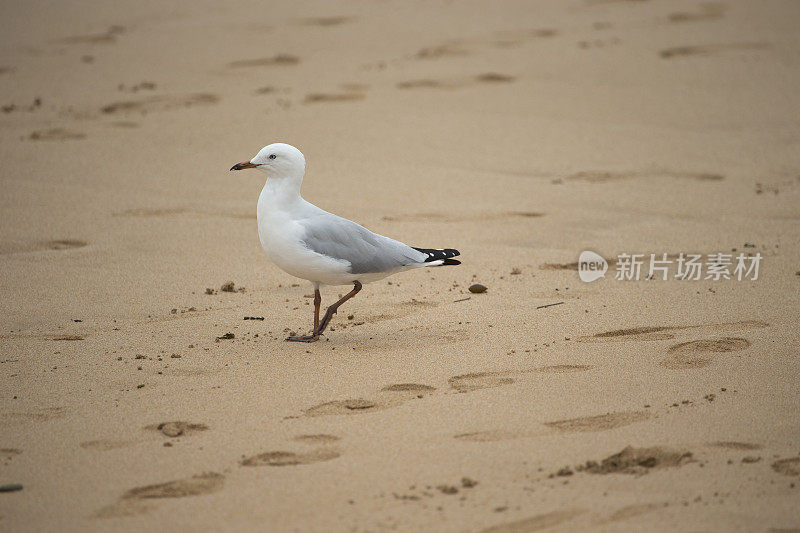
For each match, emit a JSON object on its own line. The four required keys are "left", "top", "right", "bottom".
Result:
{"left": 536, "top": 301, "right": 564, "bottom": 310}
{"left": 453, "top": 297, "right": 471, "bottom": 303}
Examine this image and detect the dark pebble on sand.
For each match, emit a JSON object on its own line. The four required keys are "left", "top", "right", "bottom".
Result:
{"left": 468, "top": 283, "right": 487, "bottom": 294}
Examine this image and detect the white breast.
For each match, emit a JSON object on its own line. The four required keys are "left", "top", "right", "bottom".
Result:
{"left": 256, "top": 185, "right": 353, "bottom": 286}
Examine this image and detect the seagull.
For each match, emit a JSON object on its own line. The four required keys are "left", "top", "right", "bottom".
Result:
{"left": 231, "top": 143, "right": 460, "bottom": 342}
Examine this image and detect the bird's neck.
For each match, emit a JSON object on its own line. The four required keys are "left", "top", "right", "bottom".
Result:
{"left": 260, "top": 172, "right": 303, "bottom": 205}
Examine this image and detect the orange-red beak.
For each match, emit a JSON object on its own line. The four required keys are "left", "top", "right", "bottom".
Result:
{"left": 230, "top": 161, "right": 258, "bottom": 171}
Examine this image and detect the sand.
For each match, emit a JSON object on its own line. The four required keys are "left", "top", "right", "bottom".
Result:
{"left": 1, "top": 0, "right": 799, "bottom": 531}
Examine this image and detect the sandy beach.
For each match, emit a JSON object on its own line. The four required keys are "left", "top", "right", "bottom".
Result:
{"left": 1, "top": 0, "right": 799, "bottom": 531}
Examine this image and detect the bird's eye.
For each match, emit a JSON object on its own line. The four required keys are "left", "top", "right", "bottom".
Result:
{"left": 268, "top": 154, "right": 277, "bottom": 160}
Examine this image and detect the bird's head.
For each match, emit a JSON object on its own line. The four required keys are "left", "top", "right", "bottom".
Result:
{"left": 230, "top": 142, "right": 306, "bottom": 179}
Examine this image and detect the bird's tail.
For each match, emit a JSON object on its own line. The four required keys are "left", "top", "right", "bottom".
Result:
{"left": 412, "top": 247, "right": 461, "bottom": 266}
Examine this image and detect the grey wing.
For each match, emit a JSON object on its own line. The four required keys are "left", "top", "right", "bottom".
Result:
{"left": 299, "top": 213, "right": 426, "bottom": 274}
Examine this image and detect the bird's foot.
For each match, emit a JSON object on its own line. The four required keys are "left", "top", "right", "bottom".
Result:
{"left": 285, "top": 334, "right": 320, "bottom": 343}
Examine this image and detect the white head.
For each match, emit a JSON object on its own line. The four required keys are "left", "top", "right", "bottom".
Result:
{"left": 230, "top": 143, "right": 306, "bottom": 180}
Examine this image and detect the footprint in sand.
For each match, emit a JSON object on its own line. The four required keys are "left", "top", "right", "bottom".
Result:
{"left": 297, "top": 16, "right": 354, "bottom": 27}
{"left": 708, "top": 441, "right": 763, "bottom": 451}
{"left": 449, "top": 365, "right": 591, "bottom": 394}
{"left": 382, "top": 211, "right": 543, "bottom": 223}
{"left": 58, "top": 25, "right": 125, "bottom": 45}
{"left": 304, "top": 398, "right": 396, "bottom": 417}
{"left": 481, "top": 509, "right": 585, "bottom": 533}
{"left": 303, "top": 92, "right": 365, "bottom": 104}
{"left": 599, "top": 502, "right": 666, "bottom": 524}
{"left": 454, "top": 430, "right": 523, "bottom": 443}
{"left": 415, "top": 26, "right": 557, "bottom": 62}
{"left": 100, "top": 94, "right": 219, "bottom": 115}
{"left": 772, "top": 457, "right": 800, "bottom": 477}
{"left": 145, "top": 421, "right": 209, "bottom": 438}
{"left": 227, "top": 54, "right": 299, "bottom": 68}
{"left": 1, "top": 449, "right": 21, "bottom": 465}
{"left": 29, "top": 128, "right": 86, "bottom": 141}
{"left": 304, "top": 383, "right": 436, "bottom": 417}
{"left": 544, "top": 411, "right": 650, "bottom": 433}
{"left": 46, "top": 239, "right": 88, "bottom": 250}
{"left": 0, "top": 239, "right": 88, "bottom": 255}
{"left": 80, "top": 439, "right": 135, "bottom": 451}
{"left": 578, "top": 446, "right": 693, "bottom": 475}
{"left": 578, "top": 320, "right": 768, "bottom": 343}
{"left": 346, "top": 300, "right": 439, "bottom": 328}
{"left": 659, "top": 42, "right": 767, "bottom": 59}
{"left": 415, "top": 42, "right": 470, "bottom": 59}
{"left": 1, "top": 406, "right": 65, "bottom": 424}
{"left": 448, "top": 372, "right": 515, "bottom": 393}
{"left": 51, "top": 334, "right": 84, "bottom": 341}
{"left": 537, "top": 364, "right": 592, "bottom": 373}
{"left": 96, "top": 472, "right": 224, "bottom": 517}
{"left": 396, "top": 73, "right": 515, "bottom": 91}
{"left": 110, "top": 121, "right": 139, "bottom": 128}
{"left": 113, "top": 207, "right": 252, "bottom": 220}
{"left": 492, "top": 28, "right": 558, "bottom": 44}
{"left": 660, "top": 337, "right": 751, "bottom": 369}
{"left": 380, "top": 383, "right": 437, "bottom": 399}
{"left": 456, "top": 409, "right": 646, "bottom": 442}
{"left": 293, "top": 434, "right": 341, "bottom": 444}
{"left": 240, "top": 449, "right": 340, "bottom": 467}
{"left": 396, "top": 79, "right": 452, "bottom": 89}
{"left": 565, "top": 170, "right": 724, "bottom": 183}
{"left": 667, "top": 3, "right": 725, "bottom": 23}
{"left": 114, "top": 207, "right": 188, "bottom": 217}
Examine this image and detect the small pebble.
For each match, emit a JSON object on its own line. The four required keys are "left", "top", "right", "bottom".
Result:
{"left": 468, "top": 283, "right": 487, "bottom": 294}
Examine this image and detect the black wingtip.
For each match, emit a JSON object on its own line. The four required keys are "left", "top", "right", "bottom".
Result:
{"left": 412, "top": 247, "right": 461, "bottom": 265}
